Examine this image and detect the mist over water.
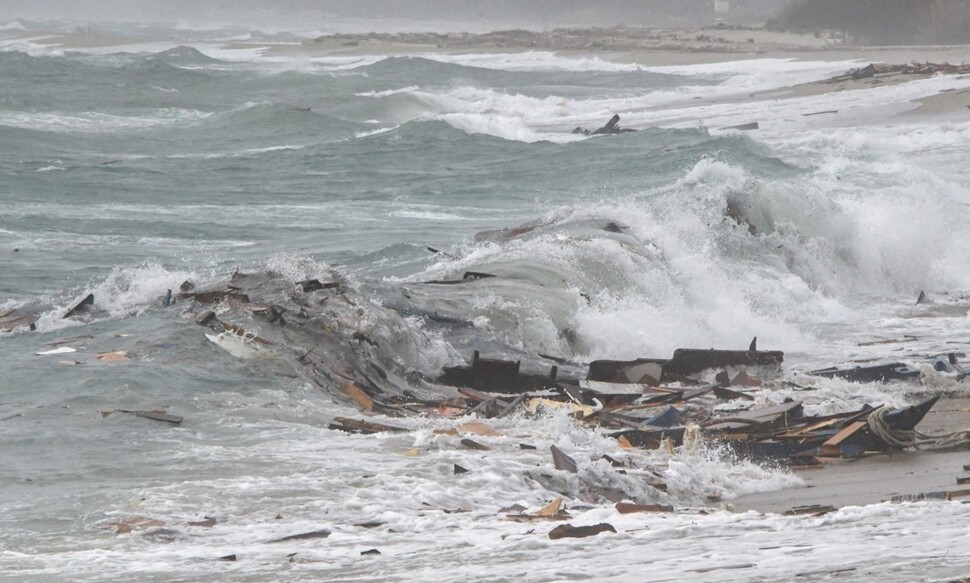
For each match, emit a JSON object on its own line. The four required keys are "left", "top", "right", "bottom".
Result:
{"left": 2, "top": 0, "right": 798, "bottom": 33}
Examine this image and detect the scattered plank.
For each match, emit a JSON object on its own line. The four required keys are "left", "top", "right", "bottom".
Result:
{"left": 615, "top": 502, "right": 673, "bottom": 514}
{"left": 785, "top": 504, "right": 837, "bottom": 516}
{"left": 269, "top": 529, "right": 331, "bottom": 543}
{"left": 456, "top": 421, "right": 502, "bottom": 437}
{"left": 340, "top": 381, "right": 374, "bottom": 412}
{"left": 550, "top": 445, "right": 578, "bottom": 473}
{"left": 105, "top": 515, "right": 165, "bottom": 534}
{"left": 692, "top": 563, "right": 755, "bottom": 574}
{"left": 44, "top": 335, "right": 94, "bottom": 346}
{"left": 722, "top": 122, "right": 759, "bottom": 131}
{"left": 132, "top": 411, "right": 183, "bottom": 425}
{"left": 195, "top": 311, "right": 216, "bottom": 326}
{"left": 548, "top": 523, "right": 616, "bottom": 540}
{"left": 102, "top": 409, "right": 183, "bottom": 425}
{"left": 328, "top": 417, "right": 406, "bottom": 434}
{"left": 460, "top": 438, "right": 491, "bottom": 451}
{"left": 63, "top": 293, "right": 94, "bottom": 319}
{"left": 536, "top": 497, "right": 563, "bottom": 517}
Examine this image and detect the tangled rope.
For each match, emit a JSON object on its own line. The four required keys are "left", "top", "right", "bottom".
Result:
{"left": 867, "top": 407, "right": 970, "bottom": 451}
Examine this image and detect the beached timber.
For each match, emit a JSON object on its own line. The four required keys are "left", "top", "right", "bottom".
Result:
{"left": 826, "top": 62, "right": 970, "bottom": 84}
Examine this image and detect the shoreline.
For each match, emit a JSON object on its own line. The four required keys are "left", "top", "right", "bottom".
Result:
{"left": 10, "top": 26, "right": 970, "bottom": 119}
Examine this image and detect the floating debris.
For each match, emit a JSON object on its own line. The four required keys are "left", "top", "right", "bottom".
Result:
{"left": 102, "top": 409, "right": 183, "bottom": 425}
{"left": 548, "top": 522, "right": 616, "bottom": 540}
{"left": 722, "top": 121, "right": 759, "bottom": 131}
{"left": 550, "top": 445, "right": 578, "bottom": 474}
{"left": 63, "top": 293, "right": 94, "bottom": 319}
{"left": 573, "top": 114, "right": 636, "bottom": 136}
{"left": 328, "top": 417, "right": 406, "bottom": 435}
{"left": 615, "top": 502, "right": 673, "bottom": 514}
{"left": 104, "top": 516, "right": 165, "bottom": 534}
{"left": 0, "top": 308, "right": 38, "bottom": 332}
{"left": 809, "top": 362, "right": 921, "bottom": 383}
{"left": 36, "top": 347, "right": 77, "bottom": 356}
{"left": 269, "top": 529, "right": 331, "bottom": 543}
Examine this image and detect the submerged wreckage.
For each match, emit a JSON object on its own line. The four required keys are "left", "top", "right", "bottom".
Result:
{"left": 155, "top": 270, "right": 969, "bottom": 473}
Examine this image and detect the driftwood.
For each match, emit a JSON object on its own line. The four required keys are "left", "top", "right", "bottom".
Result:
{"left": 828, "top": 61, "right": 970, "bottom": 84}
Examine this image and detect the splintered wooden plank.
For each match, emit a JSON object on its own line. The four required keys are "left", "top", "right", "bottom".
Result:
{"left": 328, "top": 417, "right": 405, "bottom": 434}
{"left": 615, "top": 502, "right": 673, "bottom": 514}
{"left": 819, "top": 421, "right": 867, "bottom": 456}
{"left": 457, "top": 387, "right": 493, "bottom": 402}
{"left": 132, "top": 411, "right": 183, "bottom": 425}
{"left": 63, "top": 293, "right": 94, "bottom": 319}
{"left": 548, "top": 523, "right": 616, "bottom": 540}
{"left": 340, "top": 381, "right": 374, "bottom": 412}
{"left": 822, "top": 421, "right": 867, "bottom": 447}
{"left": 460, "top": 438, "right": 491, "bottom": 451}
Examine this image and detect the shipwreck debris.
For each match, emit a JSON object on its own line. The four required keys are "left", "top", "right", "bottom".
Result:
{"left": 550, "top": 445, "right": 578, "bottom": 474}
{"left": 63, "top": 293, "right": 94, "bottom": 319}
{"left": 0, "top": 308, "right": 38, "bottom": 332}
{"left": 158, "top": 269, "right": 969, "bottom": 518}
{"left": 548, "top": 522, "right": 616, "bottom": 540}
{"left": 809, "top": 362, "right": 920, "bottom": 383}
{"left": 664, "top": 348, "right": 783, "bottom": 377}
{"left": 438, "top": 351, "right": 564, "bottom": 394}
{"left": 328, "top": 417, "right": 406, "bottom": 434}
{"left": 102, "top": 409, "right": 183, "bottom": 425}
{"left": 269, "top": 529, "right": 331, "bottom": 543}
{"left": 573, "top": 114, "right": 636, "bottom": 136}
{"left": 722, "top": 121, "right": 759, "bottom": 131}
{"left": 828, "top": 62, "right": 970, "bottom": 84}
{"left": 615, "top": 502, "right": 673, "bottom": 514}
{"left": 460, "top": 438, "right": 491, "bottom": 451}
{"left": 588, "top": 343, "right": 782, "bottom": 385}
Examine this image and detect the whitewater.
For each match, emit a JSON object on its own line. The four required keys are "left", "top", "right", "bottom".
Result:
{"left": 2, "top": 19, "right": 970, "bottom": 582}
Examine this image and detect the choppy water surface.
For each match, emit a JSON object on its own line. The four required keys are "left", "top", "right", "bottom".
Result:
{"left": 3, "top": 20, "right": 970, "bottom": 582}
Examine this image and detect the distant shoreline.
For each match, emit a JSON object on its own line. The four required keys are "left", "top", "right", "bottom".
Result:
{"left": 297, "top": 26, "right": 970, "bottom": 66}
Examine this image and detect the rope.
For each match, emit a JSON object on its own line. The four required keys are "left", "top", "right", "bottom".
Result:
{"left": 867, "top": 407, "right": 970, "bottom": 451}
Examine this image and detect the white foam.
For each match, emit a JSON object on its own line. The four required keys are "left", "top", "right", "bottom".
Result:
{"left": 354, "top": 125, "right": 399, "bottom": 138}
{"left": 0, "top": 20, "right": 27, "bottom": 32}
{"left": 0, "top": 108, "right": 211, "bottom": 133}
{"left": 423, "top": 51, "right": 645, "bottom": 72}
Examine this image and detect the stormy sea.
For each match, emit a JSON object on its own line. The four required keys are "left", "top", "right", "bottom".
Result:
{"left": 2, "top": 18, "right": 970, "bottom": 582}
